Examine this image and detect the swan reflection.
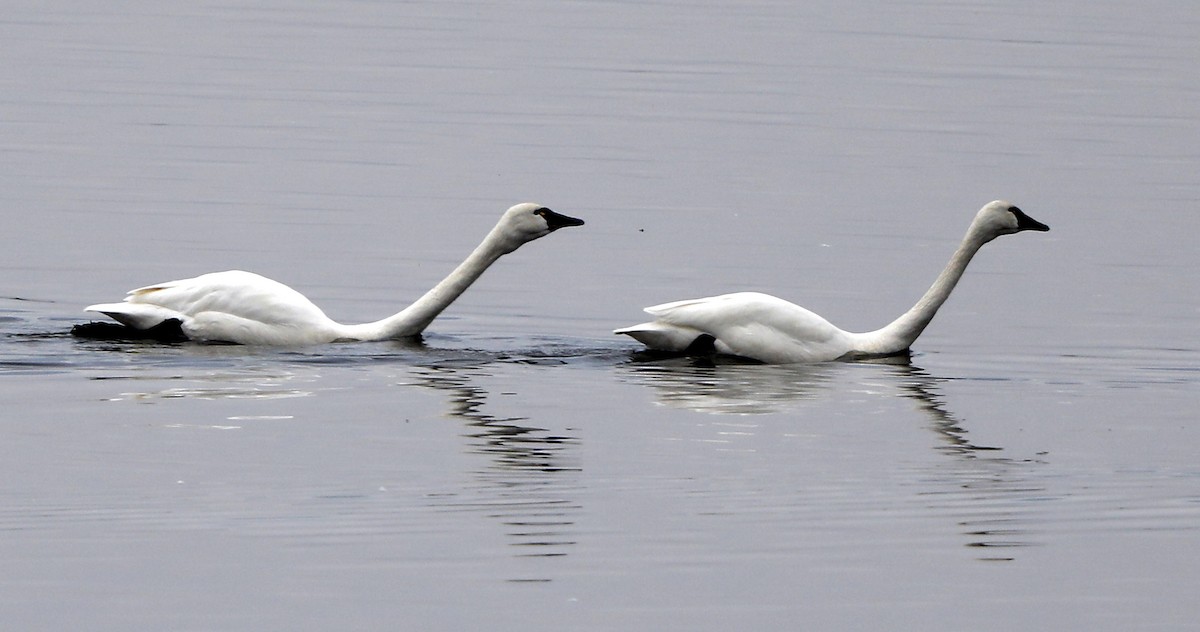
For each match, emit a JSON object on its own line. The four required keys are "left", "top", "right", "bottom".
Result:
{"left": 619, "top": 354, "right": 1045, "bottom": 560}
{"left": 621, "top": 355, "right": 836, "bottom": 415}
{"left": 408, "top": 362, "right": 581, "bottom": 572}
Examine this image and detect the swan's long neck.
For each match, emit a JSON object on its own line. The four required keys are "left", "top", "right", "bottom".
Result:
{"left": 338, "top": 229, "right": 510, "bottom": 341}
{"left": 852, "top": 225, "right": 989, "bottom": 356}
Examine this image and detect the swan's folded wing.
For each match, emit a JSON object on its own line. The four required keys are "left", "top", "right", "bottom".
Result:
{"left": 124, "top": 270, "right": 331, "bottom": 328}
{"left": 641, "top": 292, "right": 850, "bottom": 362}
{"left": 644, "top": 292, "right": 835, "bottom": 337}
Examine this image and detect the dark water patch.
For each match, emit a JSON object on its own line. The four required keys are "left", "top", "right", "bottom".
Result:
{"left": 70, "top": 320, "right": 188, "bottom": 343}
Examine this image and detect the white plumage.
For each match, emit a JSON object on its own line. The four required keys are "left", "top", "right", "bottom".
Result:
{"left": 80, "top": 203, "right": 583, "bottom": 345}
{"left": 615, "top": 200, "right": 1049, "bottom": 363}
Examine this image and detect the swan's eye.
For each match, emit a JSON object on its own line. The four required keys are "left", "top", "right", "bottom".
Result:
{"left": 533, "top": 207, "right": 549, "bottom": 217}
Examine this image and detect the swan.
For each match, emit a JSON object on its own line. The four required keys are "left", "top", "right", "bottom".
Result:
{"left": 74, "top": 202, "right": 584, "bottom": 345}
{"left": 614, "top": 200, "right": 1048, "bottom": 363}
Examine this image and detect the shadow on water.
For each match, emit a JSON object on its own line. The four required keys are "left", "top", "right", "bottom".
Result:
{"left": 615, "top": 353, "right": 1049, "bottom": 561}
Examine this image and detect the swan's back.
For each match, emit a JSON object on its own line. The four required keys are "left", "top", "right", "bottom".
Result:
{"left": 627, "top": 292, "right": 854, "bottom": 363}
{"left": 128, "top": 271, "right": 331, "bottom": 326}
{"left": 647, "top": 292, "right": 839, "bottom": 337}
{"left": 90, "top": 270, "right": 343, "bottom": 344}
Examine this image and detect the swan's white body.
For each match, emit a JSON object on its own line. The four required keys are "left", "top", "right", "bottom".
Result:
{"left": 615, "top": 200, "right": 1049, "bottom": 363}
{"left": 82, "top": 203, "right": 583, "bottom": 345}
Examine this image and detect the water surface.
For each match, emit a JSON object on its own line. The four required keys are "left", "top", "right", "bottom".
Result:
{"left": 2, "top": 1, "right": 1198, "bottom": 630}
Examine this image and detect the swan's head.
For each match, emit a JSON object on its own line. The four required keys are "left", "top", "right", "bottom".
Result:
{"left": 973, "top": 200, "right": 1049, "bottom": 243}
{"left": 493, "top": 203, "right": 585, "bottom": 252}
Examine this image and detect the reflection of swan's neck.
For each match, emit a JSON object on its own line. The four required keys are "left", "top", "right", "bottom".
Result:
{"left": 339, "top": 230, "right": 508, "bottom": 341}
{"left": 854, "top": 225, "right": 989, "bottom": 355}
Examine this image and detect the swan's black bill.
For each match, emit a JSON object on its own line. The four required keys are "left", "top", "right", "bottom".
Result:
{"left": 1011, "top": 207, "right": 1049, "bottom": 232}
{"left": 539, "top": 208, "right": 585, "bottom": 231}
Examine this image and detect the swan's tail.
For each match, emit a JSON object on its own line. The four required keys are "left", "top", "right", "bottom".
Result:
{"left": 84, "top": 302, "right": 183, "bottom": 330}
{"left": 614, "top": 321, "right": 707, "bottom": 352}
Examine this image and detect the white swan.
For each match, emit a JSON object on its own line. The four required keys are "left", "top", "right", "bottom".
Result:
{"left": 614, "top": 200, "right": 1049, "bottom": 363}
{"left": 76, "top": 202, "right": 584, "bottom": 345}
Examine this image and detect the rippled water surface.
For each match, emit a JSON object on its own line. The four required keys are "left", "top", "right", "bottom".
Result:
{"left": 2, "top": 1, "right": 1199, "bottom": 630}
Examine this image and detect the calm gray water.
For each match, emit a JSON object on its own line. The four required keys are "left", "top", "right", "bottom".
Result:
{"left": 2, "top": 1, "right": 1198, "bottom": 630}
